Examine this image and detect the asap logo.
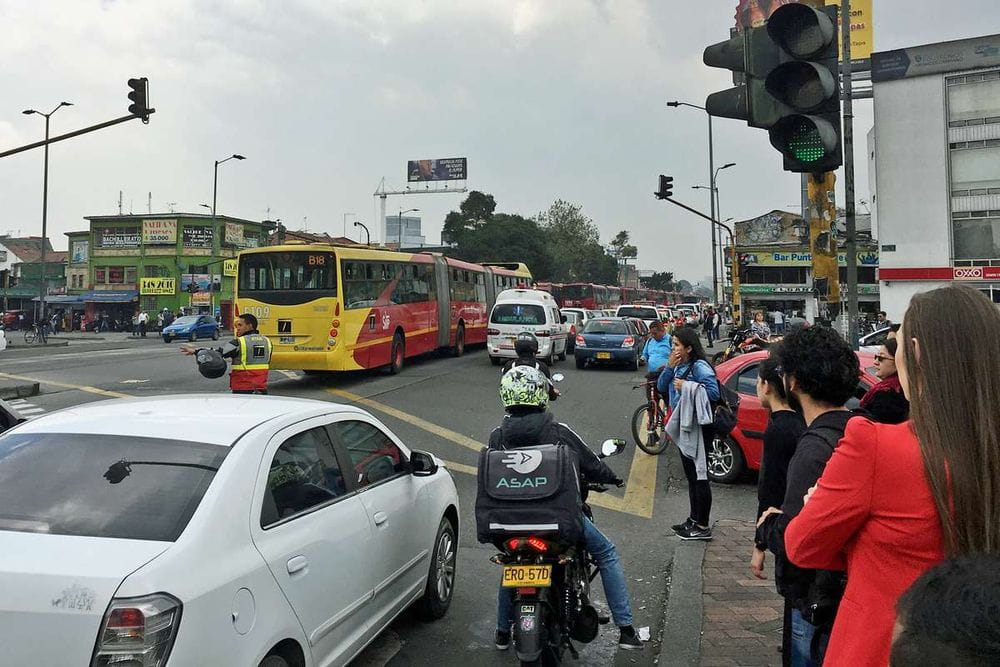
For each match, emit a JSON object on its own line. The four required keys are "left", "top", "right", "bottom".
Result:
{"left": 497, "top": 450, "right": 547, "bottom": 489}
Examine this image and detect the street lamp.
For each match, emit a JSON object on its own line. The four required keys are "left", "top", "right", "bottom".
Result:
{"left": 396, "top": 208, "right": 419, "bottom": 248}
{"left": 212, "top": 154, "right": 245, "bottom": 217}
{"left": 354, "top": 221, "right": 370, "bottom": 245}
{"left": 667, "top": 100, "right": 718, "bottom": 302}
{"left": 23, "top": 101, "right": 72, "bottom": 323}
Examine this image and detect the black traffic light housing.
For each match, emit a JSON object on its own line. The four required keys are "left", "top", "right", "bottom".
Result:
{"left": 654, "top": 175, "right": 674, "bottom": 200}
{"left": 127, "top": 77, "right": 152, "bottom": 123}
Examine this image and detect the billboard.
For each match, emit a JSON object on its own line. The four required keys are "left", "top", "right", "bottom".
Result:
{"left": 139, "top": 277, "right": 176, "bottom": 295}
{"left": 873, "top": 34, "right": 1000, "bottom": 82}
{"left": 71, "top": 240, "right": 89, "bottom": 263}
{"left": 180, "top": 274, "right": 222, "bottom": 292}
{"left": 224, "top": 222, "right": 243, "bottom": 246}
{"left": 182, "top": 226, "right": 214, "bottom": 248}
{"left": 223, "top": 259, "right": 238, "bottom": 277}
{"left": 737, "top": 249, "right": 880, "bottom": 267}
{"left": 96, "top": 227, "right": 140, "bottom": 249}
{"left": 407, "top": 158, "right": 467, "bottom": 182}
{"left": 142, "top": 219, "right": 177, "bottom": 245}
{"left": 734, "top": 0, "right": 873, "bottom": 63}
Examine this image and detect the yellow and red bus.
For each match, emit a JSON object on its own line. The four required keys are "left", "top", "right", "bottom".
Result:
{"left": 234, "top": 244, "right": 532, "bottom": 372}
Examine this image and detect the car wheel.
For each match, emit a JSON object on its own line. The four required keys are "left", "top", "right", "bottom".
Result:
{"left": 416, "top": 516, "right": 457, "bottom": 620}
{"left": 388, "top": 333, "right": 405, "bottom": 374}
{"left": 162, "top": 336, "right": 172, "bottom": 343}
{"left": 211, "top": 329, "right": 219, "bottom": 341}
{"left": 557, "top": 343, "right": 567, "bottom": 361}
{"left": 259, "top": 655, "right": 290, "bottom": 667}
{"left": 452, "top": 324, "right": 465, "bottom": 357}
{"left": 707, "top": 435, "right": 745, "bottom": 484}
{"left": 628, "top": 354, "right": 639, "bottom": 371}
{"left": 575, "top": 357, "right": 586, "bottom": 369}
{"left": 189, "top": 332, "right": 198, "bottom": 342}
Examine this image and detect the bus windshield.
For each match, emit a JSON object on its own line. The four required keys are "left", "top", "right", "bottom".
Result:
{"left": 238, "top": 252, "right": 337, "bottom": 305}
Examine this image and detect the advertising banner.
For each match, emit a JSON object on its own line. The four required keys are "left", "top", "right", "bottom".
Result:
{"left": 873, "top": 34, "right": 1000, "bottom": 82}
{"left": 139, "top": 277, "right": 177, "bottom": 295}
{"left": 739, "top": 249, "right": 880, "bottom": 267}
{"left": 71, "top": 240, "right": 89, "bottom": 263}
{"left": 183, "top": 226, "right": 215, "bottom": 248}
{"left": 223, "top": 259, "right": 238, "bottom": 277}
{"left": 190, "top": 292, "right": 211, "bottom": 305}
{"left": 224, "top": 222, "right": 243, "bottom": 246}
{"left": 142, "top": 219, "right": 177, "bottom": 245}
{"left": 96, "top": 227, "right": 140, "bottom": 249}
{"left": 180, "top": 274, "right": 222, "bottom": 292}
{"left": 407, "top": 157, "right": 467, "bottom": 182}
{"left": 734, "top": 0, "right": 873, "bottom": 64}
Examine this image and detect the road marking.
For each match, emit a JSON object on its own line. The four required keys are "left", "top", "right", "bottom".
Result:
{"left": 329, "top": 387, "right": 656, "bottom": 519}
{"left": 0, "top": 347, "right": 175, "bottom": 366}
{"left": 7, "top": 399, "right": 46, "bottom": 418}
{"left": 0, "top": 372, "right": 132, "bottom": 399}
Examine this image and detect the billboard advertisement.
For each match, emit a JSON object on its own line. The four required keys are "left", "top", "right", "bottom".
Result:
{"left": 407, "top": 158, "right": 467, "bottom": 182}
{"left": 71, "top": 240, "right": 89, "bottom": 263}
{"left": 223, "top": 259, "right": 238, "bottom": 277}
{"left": 96, "top": 227, "right": 140, "bottom": 249}
{"left": 180, "top": 274, "right": 222, "bottom": 292}
{"left": 142, "top": 219, "right": 177, "bottom": 245}
{"left": 734, "top": 0, "right": 873, "bottom": 63}
{"left": 183, "top": 226, "right": 215, "bottom": 248}
{"left": 738, "top": 249, "right": 879, "bottom": 267}
{"left": 139, "top": 277, "right": 176, "bottom": 295}
{"left": 224, "top": 222, "right": 243, "bottom": 246}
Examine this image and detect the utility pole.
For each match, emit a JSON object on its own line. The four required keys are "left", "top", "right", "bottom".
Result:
{"left": 841, "top": 0, "right": 859, "bottom": 348}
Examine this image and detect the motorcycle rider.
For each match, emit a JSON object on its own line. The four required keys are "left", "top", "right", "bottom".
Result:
{"left": 501, "top": 331, "right": 559, "bottom": 401}
{"left": 489, "top": 365, "right": 644, "bottom": 652}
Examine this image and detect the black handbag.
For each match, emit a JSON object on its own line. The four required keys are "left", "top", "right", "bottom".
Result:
{"left": 679, "top": 361, "right": 740, "bottom": 436}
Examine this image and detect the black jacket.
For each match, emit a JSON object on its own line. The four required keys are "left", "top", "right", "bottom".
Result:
{"left": 757, "top": 410, "right": 854, "bottom": 609}
{"left": 487, "top": 410, "right": 619, "bottom": 488}
{"left": 755, "top": 410, "right": 807, "bottom": 527}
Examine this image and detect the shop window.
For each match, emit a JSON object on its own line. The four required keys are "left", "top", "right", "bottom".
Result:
{"left": 953, "top": 216, "right": 1000, "bottom": 260}
{"left": 125, "top": 267, "right": 137, "bottom": 285}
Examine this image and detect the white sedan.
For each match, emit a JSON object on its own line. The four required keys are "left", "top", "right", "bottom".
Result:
{"left": 0, "top": 395, "right": 460, "bottom": 667}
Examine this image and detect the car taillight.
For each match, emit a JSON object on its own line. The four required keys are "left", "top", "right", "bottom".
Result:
{"left": 488, "top": 328, "right": 501, "bottom": 336}
{"left": 535, "top": 330, "right": 551, "bottom": 337}
{"left": 526, "top": 537, "right": 548, "bottom": 553}
{"left": 575, "top": 335, "right": 585, "bottom": 347}
{"left": 621, "top": 336, "right": 635, "bottom": 347}
{"left": 91, "top": 593, "right": 182, "bottom": 667}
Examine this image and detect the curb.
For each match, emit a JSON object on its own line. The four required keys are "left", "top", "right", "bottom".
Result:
{"left": 658, "top": 541, "right": 707, "bottom": 666}
{"left": 0, "top": 382, "right": 40, "bottom": 400}
{"left": 4, "top": 340, "right": 70, "bottom": 348}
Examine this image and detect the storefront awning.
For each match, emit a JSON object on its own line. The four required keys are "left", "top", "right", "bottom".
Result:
{"left": 31, "top": 295, "right": 86, "bottom": 304}
{"left": 82, "top": 290, "right": 139, "bottom": 303}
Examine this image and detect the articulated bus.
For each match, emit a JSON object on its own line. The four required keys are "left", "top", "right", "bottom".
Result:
{"left": 235, "top": 244, "right": 532, "bottom": 372}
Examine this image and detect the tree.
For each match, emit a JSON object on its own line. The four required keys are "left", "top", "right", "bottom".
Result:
{"left": 640, "top": 271, "right": 675, "bottom": 291}
{"left": 676, "top": 279, "right": 693, "bottom": 294}
{"left": 452, "top": 213, "right": 554, "bottom": 280}
{"left": 609, "top": 230, "right": 638, "bottom": 266}
{"left": 536, "top": 200, "right": 618, "bottom": 283}
{"left": 442, "top": 190, "right": 497, "bottom": 245}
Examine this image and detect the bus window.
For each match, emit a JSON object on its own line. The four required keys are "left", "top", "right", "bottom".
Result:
{"left": 238, "top": 252, "right": 336, "bottom": 305}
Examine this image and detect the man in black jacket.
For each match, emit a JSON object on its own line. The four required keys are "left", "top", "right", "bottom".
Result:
{"left": 756, "top": 325, "right": 860, "bottom": 666}
{"left": 489, "top": 365, "right": 642, "bottom": 652}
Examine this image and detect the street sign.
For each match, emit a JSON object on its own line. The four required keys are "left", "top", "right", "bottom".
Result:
{"left": 223, "top": 259, "right": 238, "bottom": 277}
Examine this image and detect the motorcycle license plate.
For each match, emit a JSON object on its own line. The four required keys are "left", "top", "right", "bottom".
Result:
{"left": 596, "top": 352, "right": 611, "bottom": 359}
{"left": 502, "top": 565, "right": 552, "bottom": 587}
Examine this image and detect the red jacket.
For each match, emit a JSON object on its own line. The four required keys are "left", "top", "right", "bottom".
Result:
{"left": 785, "top": 419, "right": 944, "bottom": 666}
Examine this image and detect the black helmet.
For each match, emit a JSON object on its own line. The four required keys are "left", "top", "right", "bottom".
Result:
{"left": 196, "top": 348, "right": 227, "bottom": 379}
{"left": 514, "top": 331, "right": 539, "bottom": 357}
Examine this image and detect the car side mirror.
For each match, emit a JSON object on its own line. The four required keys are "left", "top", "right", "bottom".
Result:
{"left": 410, "top": 450, "right": 439, "bottom": 477}
{"left": 551, "top": 373, "right": 564, "bottom": 383}
{"left": 600, "top": 438, "right": 627, "bottom": 458}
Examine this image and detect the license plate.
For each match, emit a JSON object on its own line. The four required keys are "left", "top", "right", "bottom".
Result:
{"left": 501, "top": 565, "right": 552, "bottom": 588}
{"left": 500, "top": 337, "right": 516, "bottom": 349}
{"left": 596, "top": 352, "right": 611, "bottom": 359}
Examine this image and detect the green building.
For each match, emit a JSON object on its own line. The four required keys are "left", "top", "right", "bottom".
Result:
{"left": 66, "top": 214, "right": 274, "bottom": 330}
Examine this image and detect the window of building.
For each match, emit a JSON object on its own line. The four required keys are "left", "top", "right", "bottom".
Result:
{"left": 839, "top": 267, "right": 878, "bottom": 284}
{"left": 188, "top": 264, "right": 208, "bottom": 274}
{"left": 95, "top": 267, "right": 106, "bottom": 283}
{"left": 953, "top": 215, "right": 1000, "bottom": 260}
{"left": 141, "top": 296, "right": 158, "bottom": 312}
{"left": 741, "top": 266, "right": 807, "bottom": 284}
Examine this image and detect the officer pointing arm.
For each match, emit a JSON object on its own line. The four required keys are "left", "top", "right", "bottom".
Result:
{"left": 182, "top": 313, "right": 272, "bottom": 395}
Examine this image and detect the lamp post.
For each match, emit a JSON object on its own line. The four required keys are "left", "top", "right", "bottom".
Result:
{"left": 212, "top": 154, "right": 245, "bottom": 217}
{"left": 692, "top": 162, "right": 735, "bottom": 304}
{"left": 23, "top": 101, "right": 72, "bottom": 323}
{"left": 354, "top": 221, "right": 370, "bottom": 245}
{"left": 396, "top": 208, "right": 419, "bottom": 248}
{"left": 667, "top": 100, "right": 717, "bottom": 302}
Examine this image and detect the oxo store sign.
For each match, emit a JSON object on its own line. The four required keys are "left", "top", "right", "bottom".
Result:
{"left": 954, "top": 267, "right": 1000, "bottom": 281}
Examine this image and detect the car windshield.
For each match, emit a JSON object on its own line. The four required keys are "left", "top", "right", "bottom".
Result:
{"left": 0, "top": 433, "right": 229, "bottom": 542}
{"left": 491, "top": 303, "right": 546, "bottom": 325}
{"left": 617, "top": 307, "right": 657, "bottom": 319}
{"left": 562, "top": 312, "right": 580, "bottom": 323}
{"left": 172, "top": 316, "right": 198, "bottom": 325}
{"left": 583, "top": 320, "right": 628, "bottom": 335}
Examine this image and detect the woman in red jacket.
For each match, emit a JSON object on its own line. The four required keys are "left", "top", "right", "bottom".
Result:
{"left": 785, "top": 284, "right": 1000, "bottom": 666}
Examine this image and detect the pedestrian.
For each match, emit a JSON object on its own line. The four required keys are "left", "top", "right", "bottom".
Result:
{"left": 703, "top": 307, "right": 716, "bottom": 347}
{"left": 711, "top": 309, "right": 721, "bottom": 343}
{"left": 17, "top": 311, "right": 25, "bottom": 330}
{"left": 876, "top": 310, "right": 891, "bottom": 329}
{"left": 130, "top": 313, "right": 139, "bottom": 337}
{"left": 749, "top": 311, "right": 771, "bottom": 343}
{"left": 657, "top": 326, "right": 720, "bottom": 541}
{"left": 138, "top": 310, "right": 148, "bottom": 337}
{"left": 784, "top": 284, "right": 1000, "bottom": 666}
{"left": 773, "top": 308, "right": 785, "bottom": 335}
{"left": 181, "top": 313, "right": 272, "bottom": 394}
{"left": 756, "top": 324, "right": 861, "bottom": 666}
{"left": 749, "top": 351, "right": 806, "bottom": 665}
{"left": 858, "top": 338, "right": 909, "bottom": 424}
{"left": 890, "top": 555, "right": 1000, "bottom": 666}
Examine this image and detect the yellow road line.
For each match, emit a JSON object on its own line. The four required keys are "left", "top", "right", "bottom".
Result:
{"left": 330, "top": 387, "right": 655, "bottom": 518}
{"left": 0, "top": 372, "right": 132, "bottom": 399}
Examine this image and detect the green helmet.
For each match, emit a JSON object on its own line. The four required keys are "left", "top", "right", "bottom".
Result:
{"left": 499, "top": 364, "right": 550, "bottom": 410}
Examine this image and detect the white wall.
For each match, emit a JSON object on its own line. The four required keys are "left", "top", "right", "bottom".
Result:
{"left": 881, "top": 280, "right": 951, "bottom": 323}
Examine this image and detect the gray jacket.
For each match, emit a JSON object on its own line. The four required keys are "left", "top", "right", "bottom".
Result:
{"left": 666, "top": 380, "right": 714, "bottom": 480}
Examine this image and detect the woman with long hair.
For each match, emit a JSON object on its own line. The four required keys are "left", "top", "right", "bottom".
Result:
{"left": 657, "top": 326, "right": 720, "bottom": 540}
{"left": 784, "top": 284, "right": 1000, "bottom": 665}
{"left": 859, "top": 338, "right": 909, "bottom": 424}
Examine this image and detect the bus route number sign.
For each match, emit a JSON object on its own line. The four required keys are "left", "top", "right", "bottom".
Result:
{"left": 308, "top": 255, "right": 326, "bottom": 266}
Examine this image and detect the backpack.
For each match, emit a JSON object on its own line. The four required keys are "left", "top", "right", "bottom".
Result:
{"left": 680, "top": 360, "right": 741, "bottom": 436}
{"left": 475, "top": 443, "right": 584, "bottom": 546}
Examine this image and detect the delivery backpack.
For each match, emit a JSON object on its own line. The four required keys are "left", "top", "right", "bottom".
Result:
{"left": 475, "top": 443, "right": 584, "bottom": 546}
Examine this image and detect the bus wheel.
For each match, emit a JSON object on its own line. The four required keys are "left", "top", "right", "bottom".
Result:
{"left": 389, "top": 333, "right": 405, "bottom": 374}
{"left": 452, "top": 324, "right": 465, "bottom": 357}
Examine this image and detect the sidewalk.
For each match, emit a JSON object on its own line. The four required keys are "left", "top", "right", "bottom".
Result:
{"left": 700, "top": 520, "right": 784, "bottom": 666}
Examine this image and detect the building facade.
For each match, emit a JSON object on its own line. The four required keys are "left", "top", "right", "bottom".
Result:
{"left": 384, "top": 216, "right": 426, "bottom": 247}
{"left": 871, "top": 34, "right": 1000, "bottom": 318}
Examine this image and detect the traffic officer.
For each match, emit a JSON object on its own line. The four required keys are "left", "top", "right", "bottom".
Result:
{"left": 182, "top": 313, "right": 272, "bottom": 394}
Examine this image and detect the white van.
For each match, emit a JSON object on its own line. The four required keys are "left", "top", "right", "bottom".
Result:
{"left": 616, "top": 304, "right": 660, "bottom": 328}
{"left": 488, "top": 289, "right": 568, "bottom": 365}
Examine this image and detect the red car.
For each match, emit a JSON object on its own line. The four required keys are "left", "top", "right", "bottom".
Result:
{"left": 708, "top": 350, "right": 880, "bottom": 483}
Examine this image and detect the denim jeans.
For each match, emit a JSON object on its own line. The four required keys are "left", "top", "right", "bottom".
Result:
{"left": 789, "top": 608, "right": 829, "bottom": 667}
{"left": 497, "top": 517, "right": 633, "bottom": 631}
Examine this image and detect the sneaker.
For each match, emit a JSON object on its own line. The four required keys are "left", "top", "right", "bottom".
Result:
{"left": 677, "top": 524, "right": 713, "bottom": 541}
{"left": 495, "top": 629, "right": 511, "bottom": 650}
{"left": 671, "top": 517, "right": 694, "bottom": 534}
{"left": 619, "top": 625, "right": 644, "bottom": 650}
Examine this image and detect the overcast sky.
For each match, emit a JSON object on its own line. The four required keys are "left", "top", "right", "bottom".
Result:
{"left": 1, "top": 0, "right": 996, "bottom": 283}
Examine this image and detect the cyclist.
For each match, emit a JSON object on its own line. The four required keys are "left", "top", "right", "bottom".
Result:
{"left": 489, "top": 364, "right": 643, "bottom": 651}
{"left": 502, "top": 331, "right": 559, "bottom": 401}
{"left": 640, "top": 321, "right": 671, "bottom": 377}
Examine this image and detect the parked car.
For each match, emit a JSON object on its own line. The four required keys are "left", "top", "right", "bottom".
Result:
{"left": 162, "top": 314, "right": 220, "bottom": 343}
{"left": 0, "top": 395, "right": 459, "bottom": 667}
{"left": 709, "top": 350, "right": 879, "bottom": 483}
{"left": 1, "top": 310, "right": 24, "bottom": 329}
{"left": 574, "top": 317, "right": 644, "bottom": 370}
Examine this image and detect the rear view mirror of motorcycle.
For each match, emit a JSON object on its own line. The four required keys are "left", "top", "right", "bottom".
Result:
{"left": 600, "top": 439, "right": 627, "bottom": 458}
{"left": 551, "top": 373, "right": 564, "bottom": 383}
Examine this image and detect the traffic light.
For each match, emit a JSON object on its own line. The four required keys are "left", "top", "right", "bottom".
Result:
{"left": 127, "top": 77, "right": 151, "bottom": 123}
{"left": 654, "top": 175, "right": 674, "bottom": 200}
{"left": 704, "top": 4, "right": 842, "bottom": 173}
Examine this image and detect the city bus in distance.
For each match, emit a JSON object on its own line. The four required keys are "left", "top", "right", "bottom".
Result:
{"left": 235, "top": 244, "right": 532, "bottom": 373}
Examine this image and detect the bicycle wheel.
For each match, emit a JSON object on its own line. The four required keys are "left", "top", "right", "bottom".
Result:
{"left": 23, "top": 329, "right": 35, "bottom": 345}
{"left": 631, "top": 403, "right": 669, "bottom": 455}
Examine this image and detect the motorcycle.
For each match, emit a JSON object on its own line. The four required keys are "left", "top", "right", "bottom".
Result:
{"left": 491, "top": 438, "right": 627, "bottom": 666}
{"left": 711, "top": 327, "right": 770, "bottom": 365}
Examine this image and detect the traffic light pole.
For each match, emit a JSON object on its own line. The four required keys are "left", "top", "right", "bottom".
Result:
{"left": 841, "top": 0, "right": 860, "bottom": 349}
{"left": 0, "top": 113, "right": 153, "bottom": 159}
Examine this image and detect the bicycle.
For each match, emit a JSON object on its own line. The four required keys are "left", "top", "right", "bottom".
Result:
{"left": 23, "top": 323, "right": 49, "bottom": 345}
{"left": 630, "top": 375, "right": 670, "bottom": 455}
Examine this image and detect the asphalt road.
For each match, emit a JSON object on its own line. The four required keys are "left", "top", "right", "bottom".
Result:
{"left": 0, "top": 336, "right": 757, "bottom": 666}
